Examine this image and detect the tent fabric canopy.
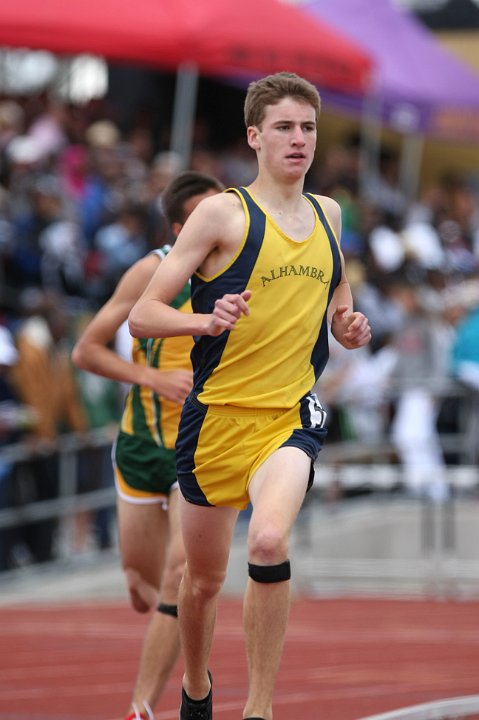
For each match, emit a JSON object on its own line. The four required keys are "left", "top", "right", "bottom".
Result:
{"left": 301, "top": 0, "right": 479, "bottom": 140}
{"left": 0, "top": 0, "right": 372, "bottom": 94}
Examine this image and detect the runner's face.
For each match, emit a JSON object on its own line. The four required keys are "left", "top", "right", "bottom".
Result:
{"left": 248, "top": 97, "right": 317, "bottom": 180}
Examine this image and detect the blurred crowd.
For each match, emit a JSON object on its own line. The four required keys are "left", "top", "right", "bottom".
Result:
{"left": 1, "top": 91, "right": 479, "bottom": 570}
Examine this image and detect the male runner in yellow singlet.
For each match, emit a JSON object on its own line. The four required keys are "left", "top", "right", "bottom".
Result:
{"left": 129, "top": 73, "right": 371, "bottom": 720}
{"left": 72, "top": 171, "right": 223, "bottom": 720}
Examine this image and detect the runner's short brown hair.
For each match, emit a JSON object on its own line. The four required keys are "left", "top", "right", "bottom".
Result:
{"left": 244, "top": 72, "right": 321, "bottom": 129}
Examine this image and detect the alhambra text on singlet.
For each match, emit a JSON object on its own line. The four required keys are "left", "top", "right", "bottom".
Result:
{"left": 260, "top": 265, "right": 330, "bottom": 287}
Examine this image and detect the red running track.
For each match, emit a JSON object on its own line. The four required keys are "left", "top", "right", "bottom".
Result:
{"left": 2, "top": 596, "right": 479, "bottom": 720}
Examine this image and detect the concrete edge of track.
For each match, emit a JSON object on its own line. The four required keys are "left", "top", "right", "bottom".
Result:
{"left": 358, "top": 694, "right": 479, "bottom": 720}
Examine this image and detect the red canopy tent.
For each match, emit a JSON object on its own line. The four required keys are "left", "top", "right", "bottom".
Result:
{"left": 0, "top": 0, "right": 372, "bottom": 93}
{"left": 0, "top": 0, "right": 373, "bottom": 165}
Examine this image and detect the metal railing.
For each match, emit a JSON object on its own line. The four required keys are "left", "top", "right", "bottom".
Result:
{"left": 0, "top": 428, "right": 116, "bottom": 531}
{"left": 0, "top": 385, "right": 477, "bottom": 589}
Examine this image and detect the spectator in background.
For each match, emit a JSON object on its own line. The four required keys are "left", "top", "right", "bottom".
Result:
{"left": 220, "top": 138, "right": 257, "bottom": 187}
{"left": 449, "top": 279, "right": 479, "bottom": 390}
{"left": 364, "top": 208, "right": 405, "bottom": 276}
{"left": 316, "top": 259, "right": 399, "bottom": 444}
{"left": 405, "top": 175, "right": 479, "bottom": 277}
{"left": 93, "top": 202, "right": 149, "bottom": 302}
{"left": 4, "top": 134, "right": 44, "bottom": 220}
{"left": 0, "top": 187, "right": 15, "bottom": 305}
{"left": 316, "top": 331, "right": 396, "bottom": 446}
{"left": 345, "top": 258, "right": 403, "bottom": 353}
{"left": 0, "top": 325, "right": 23, "bottom": 570}
{"left": 27, "top": 98, "right": 69, "bottom": 164}
{"left": 58, "top": 144, "right": 88, "bottom": 204}
{"left": 11, "top": 175, "right": 86, "bottom": 297}
{"left": 449, "top": 280, "right": 479, "bottom": 466}
{"left": 79, "top": 120, "right": 124, "bottom": 245}
{"left": 9, "top": 291, "right": 88, "bottom": 564}
{"left": 388, "top": 274, "right": 452, "bottom": 502}
{"left": 312, "top": 136, "right": 363, "bottom": 258}
{"left": 73, "top": 312, "right": 122, "bottom": 554}
{"left": 141, "top": 151, "right": 183, "bottom": 251}
{"left": 363, "top": 145, "right": 408, "bottom": 219}
{"left": 0, "top": 100, "right": 25, "bottom": 187}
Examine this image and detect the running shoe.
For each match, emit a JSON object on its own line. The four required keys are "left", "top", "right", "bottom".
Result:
{"left": 179, "top": 670, "right": 212, "bottom": 720}
{"left": 125, "top": 702, "right": 153, "bottom": 720}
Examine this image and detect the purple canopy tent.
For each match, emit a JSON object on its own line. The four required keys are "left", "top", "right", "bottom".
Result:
{"left": 301, "top": 0, "right": 479, "bottom": 137}
{"left": 301, "top": 0, "right": 479, "bottom": 200}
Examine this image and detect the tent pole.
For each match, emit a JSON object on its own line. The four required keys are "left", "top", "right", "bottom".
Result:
{"left": 359, "top": 92, "right": 382, "bottom": 201}
{"left": 0, "top": 50, "right": 5, "bottom": 91}
{"left": 170, "top": 62, "right": 199, "bottom": 171}
{"left": 398, "top": 133, "right": 424, "bottom": 208}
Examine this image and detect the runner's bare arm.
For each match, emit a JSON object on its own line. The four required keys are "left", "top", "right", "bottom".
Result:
{"left": 129, "top": 194, "right": 250, "bottom": 339}
{"left": 318, "top": 195, "right": 371, "bottom": 349}
{"left": 72, "top": 254, "right": 193, "bottom": 401}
